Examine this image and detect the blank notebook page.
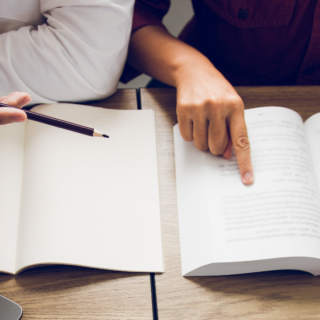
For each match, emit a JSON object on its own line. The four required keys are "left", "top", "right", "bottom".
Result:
{"left": 16, "top": 104, "right": 164, "bottom": 273}
{"left": 0, "top": 122, "right": 25, "bottom": 273}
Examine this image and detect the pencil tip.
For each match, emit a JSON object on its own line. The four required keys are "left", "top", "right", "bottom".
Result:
{"left": 103, "top": 134, "right": 109, "bottom": 138}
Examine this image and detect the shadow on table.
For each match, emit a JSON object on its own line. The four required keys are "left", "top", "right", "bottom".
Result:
{"left": 186, "top": 269, "right": 320, "bottom": 302}
{"left": 0, "top": 265, "right": 148, "bottom": 292}
{"left": 0, "top": 265, "right": 152, "bottom": 319}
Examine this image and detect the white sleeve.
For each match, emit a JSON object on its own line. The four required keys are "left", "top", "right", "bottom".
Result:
{"left": 0, "top": 0, "right": 134, "bottom": 104}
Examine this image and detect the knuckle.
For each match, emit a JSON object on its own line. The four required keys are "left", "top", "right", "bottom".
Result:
{"left": 238, "top": 160, "right": 252, "bottom": 171}
{"left": 209, "top": 147, "right": 223, "bottom": 156}
{"left": 233, "top": 135, "right": 250, "bottom": 151}
{"left": 179, "top": 124, "right": 193, "bottom": 142}
{"left": 228, "top": 95, "right": 244, "bottom": 111}
{"left": 239, "top": 160, "right": 251, "bottom": 168}
{"left": 213, "top": 146, "right": 225, "bottom": 155}
{"left": 177, "top": 101, "right": 188, "bottom": 110}
{"left": 177, "top": 101, "right": 193, "bottom": 116}
{"left": 204, "top": 95, "right": 219, "bottom": 106}
{"left": 181, "top": 133, "right": 193, "bottom": 142}
{"left": 204, "top": 96, "right": 220, "bottom": 112}
{"left": 239, "top": 163, "right": 251, "bottom": 174}
{"left": 178, "top": 96, "right": 222, "bottom": 115}
{"left": 209, "top": 140, "right": 227, "bottom": 156}
{"left": 194, "top": 140, "right": 208, "bottom": 152}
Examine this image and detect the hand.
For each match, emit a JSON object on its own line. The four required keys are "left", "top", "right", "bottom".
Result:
{"left": 175, "top": 60, "right": 254, "bottom": 185}
{"left": 0, "top": 92, "right": 31, "bottom": 125}
{"left": 127, "top": 25, "right": 253, "bottom": 184}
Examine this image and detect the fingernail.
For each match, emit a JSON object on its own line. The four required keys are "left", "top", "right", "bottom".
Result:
{"left": 242, "top": 172, "right": 254, "bottom": 185}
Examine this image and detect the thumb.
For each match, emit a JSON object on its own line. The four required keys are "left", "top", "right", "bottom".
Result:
{"left": 0, "top": 108, "right": 27, "bottom": 125}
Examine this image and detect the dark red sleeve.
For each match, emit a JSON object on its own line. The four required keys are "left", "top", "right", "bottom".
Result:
{"left": 120, "top": 0, "right": 171, "bottom": 83}
{"left": 132, "top": 0, "right": 170, "bottom": 33}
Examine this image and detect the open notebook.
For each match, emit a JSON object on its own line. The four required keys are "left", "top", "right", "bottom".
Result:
{"left": 174, "top": 106, "right": 320, "bottom": 276}
{"left": 0, "top": 103, "right": 164, "bottom": 275}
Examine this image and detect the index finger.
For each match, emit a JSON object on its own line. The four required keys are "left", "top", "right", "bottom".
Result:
{"left": 0, "top": 92, "right": 31, "bottom": 108}
{"left": 228, "top": 109, "right": 254, "bottom": 185}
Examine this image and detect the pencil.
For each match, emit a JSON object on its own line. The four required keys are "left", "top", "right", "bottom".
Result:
{"left": 0, "top": 102, "right": 109, "bottom": 138}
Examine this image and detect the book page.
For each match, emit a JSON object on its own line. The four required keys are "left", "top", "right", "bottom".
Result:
{"left": 305, "top": 113, "right": 320, "bottom": 195}
{"left": 174, "top": 107, "right": 320, "bottom": 275}
{"left": 0, "top": 122, "right": 25, "bottom": 273}
{"left": 16, "top": 104, "right": 163, "bottom": 273}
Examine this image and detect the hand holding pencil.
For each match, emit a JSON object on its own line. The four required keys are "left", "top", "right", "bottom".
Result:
{"left": 0, "top": 91, "right": 109, "bottom": 138}
{"left": 0, "top": 92, "right": 31, "bottom": 125}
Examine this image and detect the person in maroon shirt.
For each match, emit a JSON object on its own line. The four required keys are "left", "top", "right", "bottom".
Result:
{"left": 124, "top": 0, "right": 319, "bottom": 185}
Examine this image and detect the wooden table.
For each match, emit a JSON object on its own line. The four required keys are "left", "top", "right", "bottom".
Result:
{"left": 0, "top": 89, "right": 153, "bottom": 320}
{"left": 141, "top": 86, "right": 320, "bottom": 320}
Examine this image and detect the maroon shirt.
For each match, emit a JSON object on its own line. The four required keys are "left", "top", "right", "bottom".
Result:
{"left": 122, "top": 0, "right": 320, "bottom": 86}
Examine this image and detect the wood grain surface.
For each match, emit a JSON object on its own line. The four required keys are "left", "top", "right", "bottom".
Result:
{"left": 0, "top": 89, "right": 153, "bottom": 320}
{"left": 80, "top": 89, "right": 138, "bottom": 110}
{"left": 141, "top": 86, "right": 320, "bottom": 320}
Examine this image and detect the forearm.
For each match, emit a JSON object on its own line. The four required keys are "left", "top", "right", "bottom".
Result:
{"left": 128, "top": 25, "right": 223, "bottom": 87}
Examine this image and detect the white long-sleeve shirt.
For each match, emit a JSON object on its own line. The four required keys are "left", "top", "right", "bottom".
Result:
{"left": 0, "top": 0, "right": 134, "bottom": 104}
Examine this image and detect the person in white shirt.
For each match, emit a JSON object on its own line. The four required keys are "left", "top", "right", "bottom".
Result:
{"left": 0, "top": 0, "right": 134, "bottom": 111}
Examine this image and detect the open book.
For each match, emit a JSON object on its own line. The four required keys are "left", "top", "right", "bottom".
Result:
{"left": 0, "top": 103, "right": 164, "bottom": 275}
{"left": 174, "top": 106, "right": 320, "bottom": 276}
